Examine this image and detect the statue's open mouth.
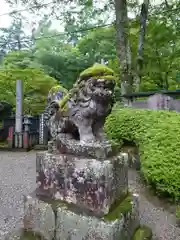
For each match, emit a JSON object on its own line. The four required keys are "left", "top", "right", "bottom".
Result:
{"left": 48, "top": 101, "right": 60, "bottom": 115}
{"left": 92, "top": 89, "right": 113, "bottom": 100}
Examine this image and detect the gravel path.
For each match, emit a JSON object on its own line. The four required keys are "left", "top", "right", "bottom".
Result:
{"left": 0, "top": 151, "right": 36, "bottom": 239}
{"left": 0, "top": 151, "right": 180, "bottom": 240}
{"left": 129, "top": 169, "right": 180, "bottom": 240}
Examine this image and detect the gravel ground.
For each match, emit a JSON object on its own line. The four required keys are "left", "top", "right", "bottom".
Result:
{"left": 129, "top": 169, "right": 180, "bottom": 240}
{"left": 0, "top": 151, "right": 36, "bottom": 240}
{"left": 0, "top": 151, "right": 180, "bottom": 240}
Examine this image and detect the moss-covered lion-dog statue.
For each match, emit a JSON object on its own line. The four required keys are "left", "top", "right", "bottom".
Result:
{"left": 46, "top": 64, "right": 116, "bottom": 144}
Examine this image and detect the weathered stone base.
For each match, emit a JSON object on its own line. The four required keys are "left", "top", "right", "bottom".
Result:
{"left": 55, "top": 192, "right": 140, "bottom": 240}
{"left": 13, "top": 192, "right": 140, "bottom": 240}
{"left": 55, "top": 206, "right": 124, "bottom": 240}
{"left": 4, "top": 228, "right": 47, "bottom": 240}
{"left": 36, "top": 151, "right": 128, "bottom": 217}
{"left": 23, "top": 195, "right": 55, "bottom": 240}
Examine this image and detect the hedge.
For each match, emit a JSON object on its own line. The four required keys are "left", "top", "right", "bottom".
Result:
{"left": 105, "top": 106, "right": 180, "bottom": 201}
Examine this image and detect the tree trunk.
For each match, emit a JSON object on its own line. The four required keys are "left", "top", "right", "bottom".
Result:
{"left": 135, "top": 0, "right": 149, "bottom": 91}
{"left": 114, "top": 0, "right": 133, "bottom": 104}
{"left": 164, "top": 72, "right": 169, "bottom": 90}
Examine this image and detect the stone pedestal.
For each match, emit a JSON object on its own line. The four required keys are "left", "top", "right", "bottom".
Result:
{"left": 33, "top": 139, "right": 139, "bottom": 240}
{"left": 5, "top": 138, "right": 140, "bottom": 240}
{"left": 36, "top": 144, "right": 128, "bottom": 216}
{"left": 21, "top": 191, "right": 139, "bottom": 240}
{"left": 23, "top": 195, "right": 55, "bottom": 240}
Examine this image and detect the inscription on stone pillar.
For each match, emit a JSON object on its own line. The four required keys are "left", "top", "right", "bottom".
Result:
{"left": 39, "top": 113, "right": 44, "bottom": 145}
{"left": 15, "top": 80, "right": 23, "bottom": 148}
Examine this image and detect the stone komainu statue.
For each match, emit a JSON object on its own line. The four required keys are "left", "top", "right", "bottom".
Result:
{"left": 46, "top": 64, "right": 116, "bottom": 144}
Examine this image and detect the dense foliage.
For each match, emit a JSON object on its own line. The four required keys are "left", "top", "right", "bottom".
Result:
{"left": 105, "top": 107, "right": 180, "bottom": 201}
{"left": 0, "top": 68, "right": 57, "bottom": 115}
{"left": 0, "top": 0, "right": 179, "bottom": 114}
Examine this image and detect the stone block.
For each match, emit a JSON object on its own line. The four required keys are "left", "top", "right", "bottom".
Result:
{"left": 56, "top": 136, "right": 119, "bottom": 159}
{"left": 55, "top": 205, "right": 124, "bottom": 240}
{"left": 4, "top": 229, "right": 22, "bottom": 240}
{"left": 23, "top": 194, "right": 55, "bottom": 240}
{"left": 4, "top": 228, "right": 47, "bottom": 240}
{"left": 55, "top": 193, "right": 140, "bottom": 240}
{"left": 36, "top": 151, "right": 128, "bottom": 216}
{"left": 36, "top": 151, "right": 47, "bottom": 172}
{"left": 122, "top": 193, "right": 140, "bottom": 239}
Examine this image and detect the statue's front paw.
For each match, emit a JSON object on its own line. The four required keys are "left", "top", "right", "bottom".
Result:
{"left": 80, "top": 135, "right": 95, "bottom": 144}
{"left": 96, "top": 132, "right": 107, "bottom": 142}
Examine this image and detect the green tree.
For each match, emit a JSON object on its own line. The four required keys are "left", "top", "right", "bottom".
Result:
{"left": 31, "top": 20, "right": 94, "bottom": 89}
{"left": 140, "top": 3, "right": 180, "bottom": 91}
{"left": 5, "top": 0, "right": 180, "bottom": 93}
{"left": 0, "top": 12, "right": 33, "bottom": 53}
{"left": 0, "top": 50, "right": 40, "bottom": 69}
{"left": 77, "top": 26, "right": 116, "bottom": 63}
{"left": 0, "top": 68, "right": 57, "bottom": 115}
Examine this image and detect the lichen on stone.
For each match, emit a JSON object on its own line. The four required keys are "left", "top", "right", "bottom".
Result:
{"left": 79, "top": 63, "right": 115, "bottom": 81}
{"left": 19, "top": 229, "right": 47, "bottom": 240}
{"left": 93, "top": 75, "right": 118, "bottom": 82}
{"left": 36, "top": 197, "right": 68, "bottom": 214}
{"left": 20, "top": 231, "right": 46, "bottom": 240}
{"left": 103, "top": 192, "right": 132, "bottom": 221}
{"left": 58, "top": 93, "right": 70, "bottom": 112}
{"left": 49, "top": 84, "right": 68, "bottom": 94}
{"left": 132, "top": 226, "right": 152, "bottom": 240}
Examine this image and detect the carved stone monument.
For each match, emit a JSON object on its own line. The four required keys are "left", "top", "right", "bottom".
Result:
{"left": 5, "top": 64, "right": 141, "bottom": 240}
{"left": 147, "top": 93, "right": 176, "bottom": 110}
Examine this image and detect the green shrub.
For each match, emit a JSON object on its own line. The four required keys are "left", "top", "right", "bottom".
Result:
{"left": 105, "top": 107, "right": 180, "bottom": 201}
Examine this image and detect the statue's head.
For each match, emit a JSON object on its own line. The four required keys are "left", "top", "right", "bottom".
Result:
{"left": 77, "top": 63, "right": 116, "bottom": 101}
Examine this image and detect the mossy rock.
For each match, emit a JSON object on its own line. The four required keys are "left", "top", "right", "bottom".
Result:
{"left": 79, "top": 63, "right": 115, "bottom": 81}
{"left": 103, "top": 192, "right": 132, "bottom": 221}
{"left": 133, "top": 226, "right": 152, "bottom": 240}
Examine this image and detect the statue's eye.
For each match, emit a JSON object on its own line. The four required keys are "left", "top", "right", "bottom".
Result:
{"left": 57, "top": 91, "right": 63, "bottom": 99}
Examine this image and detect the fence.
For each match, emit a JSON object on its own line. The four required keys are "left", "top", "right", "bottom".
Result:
{"left": 0, "top": 114, "right": 49, "bottom": 150}
{"left": 121, "top": 89, "right": 180, "bottom": 111}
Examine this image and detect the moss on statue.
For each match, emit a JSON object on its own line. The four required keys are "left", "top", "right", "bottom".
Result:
{"left": 133, "top": 226, "right": 152, "bottom": 240}
{"left": 49, "top": 85, "right": 67, "bottom": 94}
{"left": 56, "top": 64, "right": 116, "bottom": 113}
{"left": 58, "top": 94, "right": 70, "bottom": 112}
{"left": 80, "top": 63, "right": 115, "bottom": 81}
{"left": 93, "top": 75, "right": 118, "bottom": 82}
{"left": 103, "top": 193, "right": 132, "bottom": 221}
